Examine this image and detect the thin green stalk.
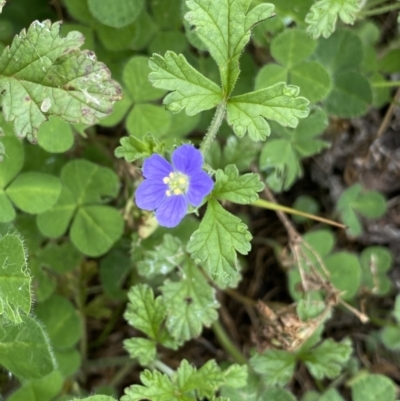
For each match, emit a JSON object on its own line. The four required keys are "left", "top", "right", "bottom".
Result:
{"left": 252, "top": 198, "right": 345, "bottom": 229}
{"left": 359, "top": 1, "right": 400, "bottom": 16}
{"left": 200, "top": 101, "right": 227, "bottom": 155}
{"left": 212, "top": 320, "right": 247, "bottom": 365}
{"left": 153, "top": 360, "right": 176, "bottom": 377}
{"left": 373, "top": 81, "right": 400, "bottom": 88}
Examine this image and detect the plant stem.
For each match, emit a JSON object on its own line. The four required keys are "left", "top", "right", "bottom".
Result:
{"left": 373, "top": 81, "right": 400, "bottom": 88}
{"left": 252, "top": 198, "right": 345, "bottom": 228}
{"left": 212, "top": 320, "right": 247, "bottom": 365}
{"left": 359, "top": 1, "right": 400, "bottom": 16}
{"left": 153, "top": 360, "right": 176, "bottom": 377}
{"left": 200, "top": 101, "right": 227, "bottom": 155}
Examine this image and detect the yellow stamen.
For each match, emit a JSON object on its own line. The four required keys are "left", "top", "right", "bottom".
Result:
{"left": 169, "top": 172, "right": 175, "bottom": 178}
{"left": 163, "top": 177, "right": 170, "bottom": 184}
{"left": 166, "top": 190, "right": 171, "bottom": 196}
{"left": 178, "top": 177, "right": 186, "bottom": 184}
{"left": 173, "top": 188, "right": 182, "bottom": 195}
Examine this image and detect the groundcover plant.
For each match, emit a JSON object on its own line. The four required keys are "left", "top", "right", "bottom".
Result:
{"left": 0, "top": 0, "right": 400, "bottom": 400}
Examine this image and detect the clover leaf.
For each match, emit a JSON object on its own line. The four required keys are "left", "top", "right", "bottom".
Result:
{"left": 256, "top": 28, "right": 331, "bottom": 103}
{"left": 259, "top": 108, "right": 329, "bottom": 192}
{"left": 337, "top": 183, "right": 386, "bottom": 237}
{"left": 37, "top": 159, "right": 124, "bottom": 257}
{"left": 0, "top": 21, "right": 122, "bottom": 140}
{"left": 0, "top": 125, "right": 62, "bottom": 223}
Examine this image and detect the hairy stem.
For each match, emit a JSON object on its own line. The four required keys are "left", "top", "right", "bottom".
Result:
{"left": 212, "top": 320, "right": 247, "bottom": 365}
{"left": 360, "top": 1, "right": 400, "bottom": 16}
{"left": 200, "top": 101, "right": 227, "bottom": 155}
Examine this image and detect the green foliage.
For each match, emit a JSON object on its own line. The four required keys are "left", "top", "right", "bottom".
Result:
{"left": 213, "top": 165, "right": 264, "bottom": 204}
{"left": 185, "top": 0, "right": 274, "bottom": 95}
{"left": 226, "top": 83, "right": 310, "bottom": 141}
{"left": 0, "top": 314, "right": 56, "bottom": 380}
{"left": 259, "top": 108, "right": 329, "bottom": 192}
{"left": 250, "top": 349, "right": 296, "bottom": 386}
{"left": 380, "top": 294, "right": 400, "bottom": 351}
{"left": 0, "top": 233, "right": 31, "bottom": 323}
{"left": 305, "top": 0, "right": 360, "bottom": 39}
{"left": 299, "top": 338, "right": 352, "bottom": 379}
{"left": 122, "top": 359, "right": 247, "bottom": 401}
{"left": 351, "top": 374, "right": 397, "bottom": 401}
{"left": 0, "top": 20, "right": 122, "bottom": 140}
{"left": 161, "top": 261, "right": 219, "bottom": 342}
{"left": 187, "top": 199, "right": 252, "bottom": 288}
{"left": 37, "top": 159, "right": 123, "bottom": 256}
{"left": 337, "top": 183, "right": 387, "bottom": 237}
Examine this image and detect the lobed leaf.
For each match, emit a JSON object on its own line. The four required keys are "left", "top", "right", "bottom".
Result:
{"left": 187, "top": 199, "right": 252, "bottom": 288}
{"left": 226, "top": 83, "right": 310, "bottom": 141}
{"left": 149, "top": 51, "right": 223, "bottom": 115}
{"left": 351, "top": 374, "right": 396, "bottom": 401}
{"left": 0, "top": 20, "right": 122, "bottom": 140}
{"left": 213, "top": 165, "right": 264, "bottom": 204}
{"left": 185, "top": 0, "right": 274, "bottom": 95}
{"left": 161, "top": 261, "right": 219, "bottom": 342}
{"left": 306, "top": 0, "right": 360, "bottom": 39}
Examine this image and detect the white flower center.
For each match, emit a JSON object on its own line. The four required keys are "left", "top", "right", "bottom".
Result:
{"left": 163, "top": 172, "right": 189, "bottom": 196}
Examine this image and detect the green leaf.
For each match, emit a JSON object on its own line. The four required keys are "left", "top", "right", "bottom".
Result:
{"left": 0, "top": 134, "right": 24, "bottom": 189}
{"left": 122, "top": 359, "right": 241, "bottom": 401}
{"left": 115, "top": 133, "right": 163, "bottom": 163}
{"left": 124, "top": 284, "right": 176, "bottom": 348}
{"left": 161, "top": 261, "right": 219, "bottom": 342}
{"left": 271, "top": 28, "right": 316, "bottom": 68}
{"left": 378, "top": 49, "right": 400, "bottom": 73}
{"left": 315, "top": 29, "right": 363, "bottom": 72}
{"left": 36, "top": 186, "right": 76, "bottom": 238}
{"left": 88, "top": 0, "right": 144, "bottom": 28}
{"left": 137, "top": 234, "right": 185, "bottom": 278}
{"left": 360, "top": 246, "right": 392, "bottom": 295}
{"left": 319, "top": 389, "right": 346, "bottom": 401}
{"left": 95, "top": 21, "right": 138, "bottom": 51}
{"left": 151, "top": 0, "right": 182, "bottom": 30}
{"left": 6, "top": 172, "right": 62, "bottom": 214}
{"left": 123, "top": 56, "right": 166, "bottom": 103}
{"left": 0, "top": 233, "right": 31, "bottom": 323}
{"left": 226, "top": 83, "right": 310, "bottom": 141}
{"left": 70, "top": 205, "right": 124, "bottom": 257}
{"left": 0, "top": 314, "right": 56, "bottom": 380}
{"left": 305, "top": 0, "right": 360, "bottom": 39}
{"left": 185, "top": 0, "right": 274, "bottom": 95}
{"left": 30, "top": 258, "right": 56, "bottom": 303}
{"left": 337, "top": 184, "right": 386, "bottom": 237}
{"left": 324, "top": 252, "right": 361, "bottom": 300}
{"left": 290, "top": 61, "right": 331, "bottom": 103}
{"left": 54, "top": 348, "right": 81, "bottom": 377}
{"left": 126, "top": 104, "right": 171, "bottom": 138}
{"left": 187, "top": 199, "right": 252, "bottom": 288}
{"left": 351, "top": 374, "right": 396, "bottom": 401}
{"left": 292, "top": 195, "right": 320, "bottom": 224}
{"left": 0, "top": 21, "right": 122, "bottom": 140}
{"left": 0, "top": 189, "right": 16, "bottom": 223}
{"left": 380, "top": 326, "right": 400, "bottom": 351}
{"left": 61, "top": 159, "right": 120, "bottom": 205}
{"left": 300, "top": 338, "right": 352, "bottom": 379}
{"left": 74, "top": 397, "right": 117, "bottom": 401}
{"left": 250, "top": 349, "right": 296, "bottom": 386}
{"left": 35, "top": 294, "right": 82, "bottom": 349}
{"left": 149, "top": 51, "right": 223, "bottom": 115}
{"left": 255, "top": 64, "right": 288, "bottom": 91}
{"left": 149, "top": 30, "right": 188, "bottom": 56}
{"left": 37, "top": 116, "right": 74, "bottom": 154}
{"left": 324, "top": 71, "right": 372, "bottom": 118}
{"left": 124, "top": 337, "right": 157, "bottom": 366}
{"left": 38, "top": 242, "right": 83, "bottom": 274}
{"left": 213, "top": 165, "right": 264, "bottom": 204}
{"left": 100, "top": 249, "right": 131, "bottom": 300}
{"left": 7, "top": 370, "right": 63, "bottom": 401}
{"left": 263, "top": 388, "right": 297, "bottom": 401}
{"left": 393, "top": 294, "right": 400, "bottom": 323}
{"left": 99, "top": 90, "right": 132, "bottom": 127}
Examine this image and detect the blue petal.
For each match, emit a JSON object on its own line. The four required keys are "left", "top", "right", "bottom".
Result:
{"left": 155, "top": 195, "right": 188, "bottom": 228}
{"left": 172, "top": 144, "right": 204, "bottom": 175}
{"left": 135, "top": 179, "right": 167, "bottom": 211}
{"left": 187, "top": 171, "right": 214, "bottom": 207}
{"left": 143, "top": 154, "right": 173, "bottom": 180}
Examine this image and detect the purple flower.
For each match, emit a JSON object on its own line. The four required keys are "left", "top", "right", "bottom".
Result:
{"left": 135, "top": 144, "right": 214, "bottom": 228}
